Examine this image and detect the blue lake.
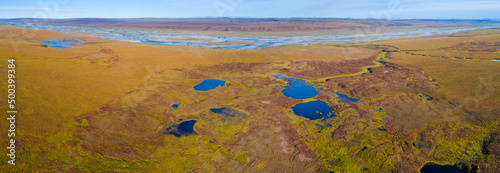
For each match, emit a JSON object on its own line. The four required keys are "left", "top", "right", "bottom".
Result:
{"left": 335, "top": 92, "right": 360, "bottom": 103}
{"left": 193, "top": 79, "right": 227, "bottom": 91}
{"left": 292, "top": 100, "right": 335, "bottom": 120}
{"left": 41, "top": 40, "right": 86, "bottom": 49}
{"left": 420, "top": 164, "right": 465, "bottom": 173}
{"left": 177, "top": 120, "right": 196, "bottom": 134}
{"left": 172, "top": 103, "right": 179, "bottom": 109}
{"left": 160, "top": 120, "right": 197, "bottom": 137}
{"left": 272, "top": 74, "right": 319, "bottom": 99}
{"left": 272, "top": 74, "right": 335, "bottom": 120}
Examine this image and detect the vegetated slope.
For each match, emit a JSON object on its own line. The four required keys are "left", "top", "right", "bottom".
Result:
{"left": 0, "top": 26, "right": 374, "bottom": 172}
{"left": 0, "top": 25, "right": 498, "bottom": 172}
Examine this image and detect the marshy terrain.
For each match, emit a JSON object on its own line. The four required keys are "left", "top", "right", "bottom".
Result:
{"left": 0, "top": 19, "right": 499, "bottom": 172}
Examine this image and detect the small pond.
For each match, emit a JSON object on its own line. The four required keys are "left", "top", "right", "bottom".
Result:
{"left": 291, "top": 100, "right": 335, "bottom": 120}
{"left": 272, "top": 74, "right": 319, "bottom": 99}
{"left": 172, "top": 103, "right": 179, "bottom": 109}
{"left": 193, "top": 79, "right": 227, "bottom": 91}
{"left": 41, "top": 40, "right": 86, "bottom": 49}
{"left": 159, "top": 120, "right": 197, "bottom": 137}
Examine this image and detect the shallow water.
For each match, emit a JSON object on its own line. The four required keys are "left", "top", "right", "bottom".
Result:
{"left": 41, "top": 40, "right": 86, "bottom": 49}
{"left": 272, "top": 74, "right": 319, "bottom": 99}
{"left": 41, "top": 40, "right": 86, "bottom": 45}
{"left": 48, "top": 45, "right": 73, "bottom": 49}
{"left": 10, "top": 22, "right": 498, "bottom": 49}
{"left": 292, "top": 100, "right": 335, "bottom": 120}
{"left": 210, "top": 108, "right": 248, "bottom": 118}
{"left": 193, "top": 79, "right": 227, "bottom": 91}
{"left": 335, "top": 92, "right": 360, "bottom": 103}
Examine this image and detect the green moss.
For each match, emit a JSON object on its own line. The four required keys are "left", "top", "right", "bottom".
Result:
{"left": 81, "top": 119, "right": 89, "bottom": 127}
{"left": 234, "top": 152, "right": 249, "bottom": 163}
{"left": 216, "top": 124, "right": 243, "bottom": 143}
{"left": 181, "top": 98, "right": 195, "bottom": 104}
{"left": 257, "top": 162, "right": 268, "bottom": 169}
{"left": 297, "top": 105, "right": 405, "bottom": 172}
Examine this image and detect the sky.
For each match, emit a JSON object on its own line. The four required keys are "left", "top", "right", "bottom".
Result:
{"left": 0, "top": 0, "right": 499, "bottom": 19}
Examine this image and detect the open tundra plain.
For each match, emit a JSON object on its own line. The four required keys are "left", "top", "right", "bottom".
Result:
{"left": 0, "top": 18, "right": 499, "bottom": 172}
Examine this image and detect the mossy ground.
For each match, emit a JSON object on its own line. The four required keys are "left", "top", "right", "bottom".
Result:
{"left": 0, "top": 26, "right": 499, "bottom": 172}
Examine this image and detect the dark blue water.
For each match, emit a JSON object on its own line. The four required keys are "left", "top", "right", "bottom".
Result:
{"left": 41, "top": 40, "right": 86, "bottom": 49}
{"left": 160, "top": 120, "right": 197, "bottom": 137}
{"left": 336, "top": 92, "right": 360, "bottom": 103}
{"left": 210, "top": 108, "right": 248, "bottom": 118}
{"left": 292, "top": 100, "right": 335, "bottom": 120}
{"left": 426, "top": 97, "right": 433, "bottom": 101}
{"left": 420, "top": 164, "right": 465, "bottom": 173}
{"left": 177, "top": 120, "right": 196, "bottom": 134}
{"left": 193, "top": 79, "right": 227, "bottom": 91}
{"left": 272, "top": 74, "right": 319, "bottom": 99}
{"left": 272, "top": 75, "right": 335, "bottom": 120}
{"left": 172, "top": 103, "right": 179, "bottom": 109}
{"left": 377, "top": 126, "right": 387, "bottom": 131}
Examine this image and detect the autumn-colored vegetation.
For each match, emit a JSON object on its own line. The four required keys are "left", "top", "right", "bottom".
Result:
{"left": 0, "top": 25, "right": 499, "bottom": 172}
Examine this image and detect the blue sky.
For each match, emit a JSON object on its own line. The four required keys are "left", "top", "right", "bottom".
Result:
{"left": 0, "top": 0, "right": 499, "bottom": 19}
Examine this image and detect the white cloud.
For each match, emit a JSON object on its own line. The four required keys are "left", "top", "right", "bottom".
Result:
{"left": 0, "top": 6, "right": 101, "bottom": 13}
{"left": 403, "top": 1, "right": 500, "bottom": 12}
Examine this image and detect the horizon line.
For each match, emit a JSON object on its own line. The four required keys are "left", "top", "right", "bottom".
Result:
{"left": 1, "top": 17, "right": 500, "bottom": 21}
